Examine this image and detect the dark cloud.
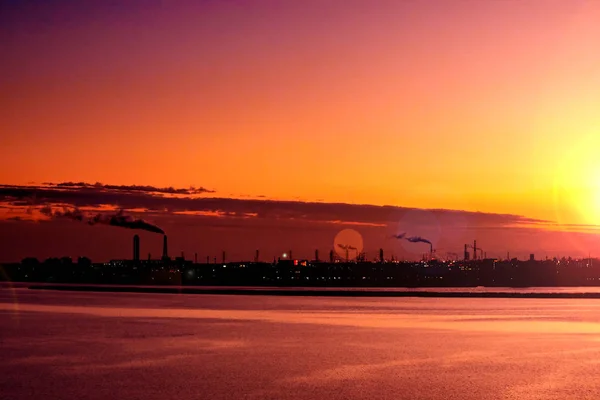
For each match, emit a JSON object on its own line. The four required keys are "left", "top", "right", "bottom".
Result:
{"left": 0, "top": 183, "right": 550, "bottom": 229}
{"left": 45, "top": 181, "right": 214, "bottom": 195}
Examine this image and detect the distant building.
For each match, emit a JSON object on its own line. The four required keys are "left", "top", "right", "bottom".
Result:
{"left": 133, "top": 235, "right": 140, "bottom": 262}
{"left": 162, "top": 235, "right": 170, "bottom": 261}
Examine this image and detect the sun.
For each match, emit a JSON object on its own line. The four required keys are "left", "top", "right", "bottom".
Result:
{"left": 333, "top": 229, "right": 364, "bottom": 261}
{"left": 553, "top": 133, "right": 600, "bottom": 226}
{"left": 573, "top": 160, "right": 600, "bottom": 225}
{"left": 590, "top": 175, "right": 600, "bottom": 224}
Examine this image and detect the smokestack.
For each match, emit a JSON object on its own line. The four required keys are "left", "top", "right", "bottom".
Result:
{"left": 255, "top": 249, "right": 259, "bottom": 263}
{"left": 380, "top": 248, "right": 384, "bottom": 263}
{"left": 162, "top": 235, "right": 168, "bottom": 259}
{"left": 133, "top": 234, "right": 140, "bottom": 262}
{"left": 473, "top": 240, "right": 477, "bottom": 260}
{"left": 194, "top": 253, "right": 198, "bottom": 264}
{"left": 222, "top": 251, "right": 226, "bottom": 264}
{"left": 148, "top": 253, "right": 151, "bottom": 260}
{"left": 329, "top": 249, "right": 334, "bottom": 263}
{"left": 315, "top": 249, "right": 319, "bottom": 262}
{"left": 464, "top": 244, "right": 468, "bottom": 261}
{"left": 289, "top": 250, "right": 293, "bottom": 260}
{"left": 181, "top": 251, "right": 184, "bottom": 259}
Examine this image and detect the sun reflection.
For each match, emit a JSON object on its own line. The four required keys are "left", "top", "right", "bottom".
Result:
{"left": 0, "top": 269, "right": 19, "bottom": 327}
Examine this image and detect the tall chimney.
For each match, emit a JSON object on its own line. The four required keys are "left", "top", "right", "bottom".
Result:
{"left": 162, "top": 235, "right": 168, "bottom": 258}
{"left": 194, "top": 253, "right": 198, "bottom": 264}
{"left": 379, "top": 248, "right": 384, "bottom": 263}
{"left": 222, "top": 251, "right": 226, "bottom": 264}
{"left": 315, "top": 249, "right": 319, "bottom": 262}
{"left": 255, "top": 249, "right": 259, "bottom": 263}
{"left": 133, "top": 234, "right": 140, "bottom": 262}
{"left": 329, "top": 249, "right": 334, "bottom": 263}
{"left": 473, "top": 240, "right": 477, "bottom": 260}
{"left": 289, "top": 250, "right": 293, "bottom": 260}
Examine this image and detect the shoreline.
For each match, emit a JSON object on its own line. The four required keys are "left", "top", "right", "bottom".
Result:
{"left": 21, "top": 284, "right": 600, "bottom": 298}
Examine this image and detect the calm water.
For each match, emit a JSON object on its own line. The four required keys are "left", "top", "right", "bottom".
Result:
{"left": 2, "top": 288, "right": 600, "bottom": 399}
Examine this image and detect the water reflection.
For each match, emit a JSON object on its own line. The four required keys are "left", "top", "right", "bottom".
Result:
{"left": 3, "top": 290, "right": 600, "bottom": 399}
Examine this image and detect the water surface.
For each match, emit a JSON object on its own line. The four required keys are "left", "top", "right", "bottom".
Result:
{"left": 2, "top": 288, "right": 600, "bottom": 399}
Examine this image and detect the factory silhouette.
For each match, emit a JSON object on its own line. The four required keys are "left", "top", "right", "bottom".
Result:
{"left": 3, "top": 231, "right": 600, "bottom": 288}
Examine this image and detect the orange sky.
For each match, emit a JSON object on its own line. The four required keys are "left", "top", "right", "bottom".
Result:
{"left": 2, "top": 0, "right": 600, "bottom": 225}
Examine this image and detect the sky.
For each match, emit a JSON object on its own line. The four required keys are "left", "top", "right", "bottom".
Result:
{"left": 1, "top": 0, "right": 600, "bottom": 261}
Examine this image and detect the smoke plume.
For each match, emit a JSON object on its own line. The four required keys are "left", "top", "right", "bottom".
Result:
{"left": 41, "top": 206, "right": 164, "bottom": 234}
{"left": 392, "top": 232, "right": 406, "bottom": 239}
{"left": 405, "top": 236, "right": 432, "bottom": 245}
{"left": 40, "top": 205, "right": 84, "bottom": 221}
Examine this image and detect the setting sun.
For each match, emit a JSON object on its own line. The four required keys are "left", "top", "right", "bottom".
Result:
{"left": 552, "top": 132, "right": 600, "bottom": 226}
{"left": 584, "top": 167, "right": 600, "bottom": 225}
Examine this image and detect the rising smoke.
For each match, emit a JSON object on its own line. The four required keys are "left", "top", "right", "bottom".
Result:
{"left": 40, "top": 206, "right": 164, "bottom": 234}
{"left": 40, "top": 205, "right": 85, "bottom": 222}
{"left": 405, "top": 236, "right": 432, "bottom": 245}
{"left": 391, "top": 232, "right": 432, "bottom": 245}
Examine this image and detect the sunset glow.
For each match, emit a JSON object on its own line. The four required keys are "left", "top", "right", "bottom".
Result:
{"left": 2, "top": 1, "right": 600, "bottom": 260}
{"left": 7, "top": 4, "right": 600, "bottom": 400}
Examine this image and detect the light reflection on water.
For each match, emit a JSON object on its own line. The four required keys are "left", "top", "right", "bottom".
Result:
{"left": 2, "top": 288, "right": 600, "bottom": 399}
